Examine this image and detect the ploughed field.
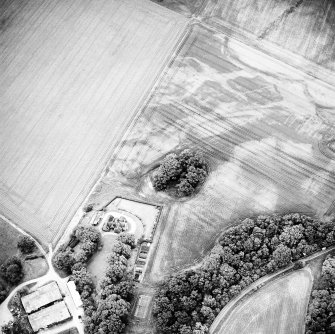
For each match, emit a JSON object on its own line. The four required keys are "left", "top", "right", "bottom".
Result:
{"left": 107, "top": 24, "right": 335, "bottom": 281}
{"left": 0, "top": 0, "right": 186, "bottom": 244}
{"left": 152, "top": 0, "right": 335, "bottom": 80}
{"left": 210, "top": 268, "right": 313, "bottom": 334}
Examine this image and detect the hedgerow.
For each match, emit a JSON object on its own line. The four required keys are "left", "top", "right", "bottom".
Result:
{"left": 305, "top": 256, "right": 335, "bottom": 333}
{"left": 70, "top": 232, "right": 136, "bottom": 334}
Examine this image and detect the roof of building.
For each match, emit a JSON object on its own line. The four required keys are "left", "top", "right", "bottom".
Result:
{"left": 57, "top": 328, "right": 79, "bottom": 334}
{"left": 28, "top": 301, "right": 71, "bottom": 332}
{"left": 21, "top": 281, "right": 62, "bottom": 314}
{"left": 67, "top": 281, "right": 83, "bottom": 308}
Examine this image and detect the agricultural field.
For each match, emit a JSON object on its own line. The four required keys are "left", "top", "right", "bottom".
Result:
{"left": 210, "top": 268, "right": 314, "bottom": 334}
{"left": 0, "top": 0, "right": 187, "bottom": 245}
{"left": 1, "top": 0, "right": 335, "bottom": 333}
{"left": 153, "top": 0, "right": 335, "bottom": 82}
{"left": 99, "top": 23, "right": 335, "bottom": 281}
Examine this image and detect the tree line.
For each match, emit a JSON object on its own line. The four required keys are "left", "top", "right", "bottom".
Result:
{"left": 74, "top": 233, "right": 135, "bottom": 334}
{"left": 53, "top": 225, "right": 101, "bottom": 274}
{"left": 305, "top": 256, "right": 335, "bottom": 333}
{"left": 53, "top": 226, "right": 136, "bottom": 334}
{"left": 153, "top": 214, "right": 335, "bottom": 334}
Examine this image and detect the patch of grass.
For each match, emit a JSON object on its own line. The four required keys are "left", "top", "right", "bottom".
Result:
{"left": 87, "top": 234, "right": 118, "bottom": 285}
{"left": 0, "top": 218, "right": 23, "bottom": 264}
{"left": 23, "top": 258, "right": 48, "bottom": 282}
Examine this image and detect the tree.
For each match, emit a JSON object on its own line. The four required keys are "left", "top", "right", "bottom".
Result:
{"left": 1, "top": 319, "right": 30, "bottom": 334}
{"left": 83, "top": 204, "right": 94, "bottom": 213}
{"left": 305, "top": 257, "right": 335, "bottom": 333}
{"left": 75, "top": 226, "right": 100, "bottom": 245}
{"left": 153, "top": 149, "right": 208, "bottom": 197}
{"left": 17, "top": 235, "right": 35, "bottom": 254}
{"left": 153, "top": 213, "right": 335, "bottom": 334}
{"left": 193, "top": 322, "right": 209, "bottom": 334}
{"left": 272, "top": 244, "right": 291, "bottom": 268}
{"left": 0, "top": 281, "right": 8, "bottom": 303}
{"left": 117, "top": 233, "right": 136, "bottom": 249}
{"left": 0, "top": 256, "right": 24, "bottom": 284}
{"left": 53, "top": 248, "right": 74, "bottom": 274}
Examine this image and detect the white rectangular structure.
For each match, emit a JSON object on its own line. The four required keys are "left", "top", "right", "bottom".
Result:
{"left": 28, "top": 301, "right": 71, "bottom": 332}
{"left": 67, "top": 281, "right": 83, "bottom": 308}
{"left": 21, "top": 281, "right": 62, "bottom": 314}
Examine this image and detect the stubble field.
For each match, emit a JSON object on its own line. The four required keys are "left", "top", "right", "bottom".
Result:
{"left": 0, "top": 0, "right": 186, "bottom": 244}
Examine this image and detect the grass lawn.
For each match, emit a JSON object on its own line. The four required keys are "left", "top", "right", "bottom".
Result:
{"left": 0, "top": 218, "right": 48, "bottom": 286}
{"left": 0, "top": 218, "right": 23, "bottom": 264}
{"left": 88, "top": 234, "right": 118, "bottom": 286}
{"left": 23, "top": 257, "right": 48, "bottom": 282}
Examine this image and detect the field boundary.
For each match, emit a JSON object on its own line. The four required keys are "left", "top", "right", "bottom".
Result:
{"left": 193, "top": 20, "right": 335, "bottom": 89}
{"left": 196, "top": 8, "right": 335, "bottom": 87}
{"left": 51, "top": 15, "right": 190, "bottom": 248}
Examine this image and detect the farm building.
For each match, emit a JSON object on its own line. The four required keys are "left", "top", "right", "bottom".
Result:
{"left": 134, "top": 295, "right": 151, "bottom": 319}
{"left": 67, "top": 281, "right": 83, "bottom": 309}
{"left": 21, "top": 281, "right": 62, "bottom": 314}
{"left": 28, "top": 301, "right": 71, "bottom": 332}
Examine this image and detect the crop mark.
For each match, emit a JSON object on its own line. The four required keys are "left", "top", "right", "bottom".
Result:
{"left": 258, "top": 0, "right": 304, "bottom": 40}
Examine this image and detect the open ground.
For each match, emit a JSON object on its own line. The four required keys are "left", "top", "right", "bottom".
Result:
{"left": 0, "top": 0, "right": 186, "bottom": 245}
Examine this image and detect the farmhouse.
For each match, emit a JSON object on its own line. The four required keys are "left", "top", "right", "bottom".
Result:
{"left": 28, "top": 301, "right": 72, "bottom": 332}
{"left": 21, "top": 281, "right": 62, "bottom": 314}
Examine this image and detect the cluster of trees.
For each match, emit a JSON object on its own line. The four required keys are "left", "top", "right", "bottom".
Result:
{"left": 1, "top": 319, "right": 30, "bottom": 334}
{"left": 71, "top": 233, "right": 136, "bottom": 334}
{"left": 305, "top": 256, "right": 335, "bottom": 333}
{"left": 0, "top": 256, "right": 24, "bottom": 304}
{"left": 1, "top": 288, "right": 33, "bottom": 334}
{"left": 17, "top": 236, "right": 35, "bottom": 254}
{"left": 153, "top": 149, "right": 208, "bottom": 196}
{"left": 0, "top": 281, "right": 8, "bottom": 304}
{"left": 0, "top": 256, "right": 24, "bottom": 285}
{"left": 0, "top": 236, "right": 36, "bottom": 306}
{"left": 153, "top": 214, "right": 335, "bottom": 334}
{"left": 103, "top": 216, "right": 128, "bottom": 233}
{"left": 54, "top": 226, "right": 101, "bottom": 274}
